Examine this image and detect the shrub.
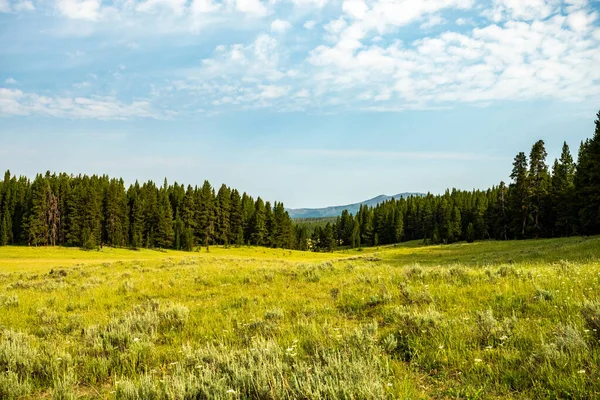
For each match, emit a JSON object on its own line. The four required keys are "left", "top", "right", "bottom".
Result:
{"left": 474, "top": 309, "right": 516, "bottom": 346}
{"left": 582, "top": 300, "right": 600, "bottom": 341}
{"left": 0, "top": 295, "right": 19, "bottom": 308}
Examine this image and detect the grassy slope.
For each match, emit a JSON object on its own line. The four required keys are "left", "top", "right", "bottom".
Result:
{"left": 1, "top": 238, "right": 599, "bottom": 399}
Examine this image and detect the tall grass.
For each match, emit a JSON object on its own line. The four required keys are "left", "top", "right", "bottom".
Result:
{"left": 0, "top": 237, "right": 599, "bottom": 398}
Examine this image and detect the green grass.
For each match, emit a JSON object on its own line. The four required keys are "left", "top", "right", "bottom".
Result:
{"left": 1, "top": 237, "right": 600, "bottom": 399}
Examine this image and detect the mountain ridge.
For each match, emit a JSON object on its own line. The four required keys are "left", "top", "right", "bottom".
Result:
{"left": 287, "top": 192, "right": 424, "bottom": 219}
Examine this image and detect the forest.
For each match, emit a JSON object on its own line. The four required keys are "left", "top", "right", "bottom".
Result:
{"left": 0, "top": 110, "right": 599, "bottom": 252}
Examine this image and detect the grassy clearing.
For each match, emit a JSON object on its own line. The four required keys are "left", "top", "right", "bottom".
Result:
{"left": 1, "top": 237, "right": 599, "bottom": 399}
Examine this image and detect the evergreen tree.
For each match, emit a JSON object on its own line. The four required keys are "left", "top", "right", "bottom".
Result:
{"left": 216, "top": 184, "right": 231, "bottom": 245}
{"left": 128, "top": 184, "right": 144, "bottom": 249}
{"left": 528, "top": 140, "right": 549, "bottom": 238}
{"left": 551, "top": 142, "right": 576, "bottom": 236}
{"left": 574, "top": 111, "right": 600, "bottom": 234}
{"left": 197, "top": 180, "right": 215, "bottom": 249}
{"left": 509, "top": 152, "right": 529, "bottom": 238}
{"left": 250, "top": 197, "right": 267, "bottom": 246}
{"left": 229, "top": 189, "right": 243, "bottom": 245}
{"left": 103, "top": 179, "right": 128, "bottom": 247}
{"left": 27, "top": 175, "right": 49, "bottom": 246}
{"left": 155, "top": 186, "right": 174, "bottom": 248}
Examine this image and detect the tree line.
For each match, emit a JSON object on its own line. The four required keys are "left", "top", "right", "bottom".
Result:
{"left": 0, "top": 174, "right": 298, "bottom": 250}
{"left": 1, "top": 110, "right": 598, "bottom": 252}
{"left": 310, "top": 110, "right": 600, "bottom": 251}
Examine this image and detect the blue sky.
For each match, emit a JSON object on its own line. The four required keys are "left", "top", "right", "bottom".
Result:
{"left": 0, "top": 0, "right": 599, "bottom": 208}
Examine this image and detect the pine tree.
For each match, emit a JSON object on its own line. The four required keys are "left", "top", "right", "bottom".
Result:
{"left": 574, "top": 110, "right": 600, "bottom": 234}
{"left": 179, "top": 185, "right": 196, "bottom": 250}
{"left": 466, "top": 222, "right": 475, "bottom": 243}
{"left": 216, "top": 184, "right": 231, "bottom": 245}
{"left": 528, "top": 140, "right": 549, "bottom": 238}
{"left": 551, "top": 142, "right": 576, "bottom": 236}
{"left": 449, "top": 206, "right": 462, "bottom": 242}
{"left": 103, "top": 179, "right": 128, "bottom": 247}
{"left": 493, "top": 182, "right": 509, "bottom": 240}
{"left": 155, "top": 187, "right": 174, "bottom": 248}
{"left": 27, "top": 175, "right": 50, "bottom": 246}
{"left": 197, "top": 181, "right": 215, "bottom": 249}
{"left": 229, "top": 189, "right": 243, "bottom": 245}
{"left": 509, "top": 152, "right": 529, "bottom": 238}
{"left": 250, "top": 197, "right": 267, "bottom": 246}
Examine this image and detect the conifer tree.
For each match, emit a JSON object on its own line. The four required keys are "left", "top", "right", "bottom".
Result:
{"left": 574, "top": 111, "right": 600, "bottom": 234}
{"left": 155, "top": 187, "right": 174, "bottom": 248}
{"left": 27, "top": 175, "right": 50, "bottom": 246}
{"left": 551, "top": 142, "right": 576, "bottom": 236}
{"left": 528, "top": 140, "right": 549, "bottom": 238}
{"left": 509, "top": 152, "right": 529, "bottom": 238}
{"left": 216, "top": 184, "right": 231, "bottom": 245}
{"left": 128, "top": 184, "right": 144, "bottom": 249}
{"left": 197, "top": 180, "right": 215, "bottom": 249}
{"left": 251, "top": 197, "right": 267, "bottom": 246}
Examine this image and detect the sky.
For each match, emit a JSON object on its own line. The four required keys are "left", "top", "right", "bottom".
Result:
{"left": 0, "top": 0, "right": 599, "bottom": 208}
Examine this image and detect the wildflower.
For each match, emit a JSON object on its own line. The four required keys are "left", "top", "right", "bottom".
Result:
{"left": 387, "top": 383, "right": 393, "bottom": 387}
{"left": 438, "top": 345, "right": 444, "bottom": 349}
{"left": 474, "top": 358, "right": 483, "bottom": 363}
{"left": 133, "top": 337, "right": 140, "bottom": 342}
{"left": 578, "top": 370, "right": 586, "bottom": 374}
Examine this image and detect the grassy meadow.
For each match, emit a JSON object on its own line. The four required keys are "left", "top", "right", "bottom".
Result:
{"left": 1, "top": 237, "right": 600, "bottom": 399}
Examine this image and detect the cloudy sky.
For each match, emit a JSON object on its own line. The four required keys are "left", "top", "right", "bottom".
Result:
{"left": 0, "top": 0, "right": 599, "bottom": 208}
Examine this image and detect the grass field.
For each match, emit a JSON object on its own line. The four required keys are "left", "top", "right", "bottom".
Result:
{"left": 1, "top": 237, "right": 600, "bottom": 399}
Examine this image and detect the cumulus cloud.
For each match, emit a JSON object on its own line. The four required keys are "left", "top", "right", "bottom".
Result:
{"left": 2, "top": 0, "right": 599, "bottom": 117}
{"left": 0, "top": 88, "right": 159, "bottom": 119}
{"left": 271, "top": 19, "right": 291, "bottom": 33}
{"left": 55, "top": 0, "right": 102, "bottom": 20}
{"left": 303, "top": 20, "right": 316, "bottom": 29}
{"left": 235, "top": 0, "right": 268, "bottom": 16}
{"left": 4, "top": 78, "right": 17, "bottom": 85}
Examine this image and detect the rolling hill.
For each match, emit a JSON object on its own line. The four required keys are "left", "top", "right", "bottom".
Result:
{"left": 287, "top": 192, "right": 423, "bottom": 219}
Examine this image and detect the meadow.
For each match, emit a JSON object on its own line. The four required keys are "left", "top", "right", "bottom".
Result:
{"left": 1, "top": 237, "right": 599, "bottom": 399}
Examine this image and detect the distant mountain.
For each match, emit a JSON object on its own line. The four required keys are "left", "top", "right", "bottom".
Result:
{"left": 287, "top": 193, "right": 424, "bottom": 219}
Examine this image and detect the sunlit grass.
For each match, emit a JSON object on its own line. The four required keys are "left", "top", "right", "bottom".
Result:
{"left": 1, "top": 237, "right": 599, "bottom": 398}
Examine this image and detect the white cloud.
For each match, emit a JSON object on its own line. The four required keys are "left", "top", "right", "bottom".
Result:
{"left": 4, "top": 78, "right": 17, "bottom": 85}
{"left": 14, "top": 0, "right": 35, "bottom": 11}
{"left": 55, "top": 0, "right": 101, "bottom": 20}
{"left": 455, "top": 17, "right": 472, "bottom": 25}
{"left": 271, "top": 19, "right": 291, "bottom": 33}
{"left": 484, "top": 0, "right": 560, "bottom": 22}
{"left": 339, "top": 0, "right": 475, "bottom": 41}
{"left": 305, "top": 5, "right": 600, "bottom": 109}
{"left": 0, "top": 0, "right": 10, "bottom": 12}
{"left": 420, "top": 14, "right": 446, "bottom": 29}
{"left": 567, "top": 10, "right": 597, "bottom": 32}
{"left": 291, "top": 0, "right": 329, "bottom": 8}
{"left": 303, "top": 20, "right": 317, "bottom": 29}
{"left": 198, "top": 34, "right": 285, "bottom": 81}
{"left": 294, "top": 88, "right": 310, "bottom": 97}
{"left": 235, "top": 0, "right": 268, "bottom": 16}
{"left": 3, "top": 0, "right": 600, "bottom": 115}
{"left": 258, "top": 84, "right": 289, "bottom": 98}
{"left": 191, "top": 0, "right": 220, "bottom": 13}
{"left": 0, "top": 88, "right": 159, "bottom": 119}
{"left": 136, "top": 0, "right": 188, "bottom": 15}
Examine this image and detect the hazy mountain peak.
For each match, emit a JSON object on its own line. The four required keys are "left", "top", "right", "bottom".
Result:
{"left": 287, "top": 192, "right": 423, "bottom": 219}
